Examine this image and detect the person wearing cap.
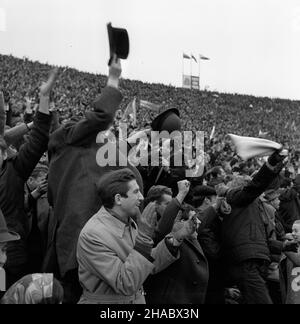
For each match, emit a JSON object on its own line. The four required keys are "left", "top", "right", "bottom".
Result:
{"left": 45, "top": 56, "right": 143, "bottom": 304}
{"left": 138, "top": 106, "right": 183, "bottom": 196}
{"left": 144, "top": 180, "right": 208, "bottom": 304}
{"left": 0, "top": 70, "right": 56, "bottom": 290}
{"left": 220, "top": 150, "right": 288, "bottom": 304}
{"left": 278, "top": 174, "right": 300, "bottom": 233}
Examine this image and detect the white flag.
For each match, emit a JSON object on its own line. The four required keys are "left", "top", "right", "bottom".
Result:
{"left": 228, "top": 134, "right": 283, "bottom": 160}
{"left": 122, "top": 97, "right": 137, "bottom": 126}
{"left": 140, "top": 100, "right": 160, "bottom": 112}
{"left": 209, "top": 125, "right": 216, "bottom": 140}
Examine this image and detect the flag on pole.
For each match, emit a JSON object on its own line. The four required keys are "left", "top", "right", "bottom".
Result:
{"left": 122, "top": 97, "right": 137, "bottom": 126}
{"left": 191, "top": 54, "right": 197, "bottom": 63}
{"left": 183, "top": 53, "right": 191, "bottom": 59}
{"left": 140, "top": 100, "right": 160, "bottom": 112}
{"left": 209, "top": 125, "right": 216, "bottom": 140}
{"left": 199, "top": 54, "right": 210, "bottom": 60}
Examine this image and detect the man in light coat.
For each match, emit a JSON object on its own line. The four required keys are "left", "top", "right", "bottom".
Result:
{"left": 77, "top": 168, "right": 197, "bottom": 304}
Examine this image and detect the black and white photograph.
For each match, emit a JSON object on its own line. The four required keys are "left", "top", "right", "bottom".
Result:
{"left": 0, "top": 0, "right": 300, "bottom": 308}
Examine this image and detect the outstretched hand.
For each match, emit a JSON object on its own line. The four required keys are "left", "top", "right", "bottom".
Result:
{"left": 40, "top": 67, "right": 59, "bottom": 96}
{"left": 107, "top": 54, "right": 121, "bottom": 89}
{"left": 171, "top": 210, "right": 199, "bottom": 243}
{"left": 176, "top": 180, "right": 190, "bottom": 204}
{"left": 39, "top": 67, "right": 59, "bottom": 115}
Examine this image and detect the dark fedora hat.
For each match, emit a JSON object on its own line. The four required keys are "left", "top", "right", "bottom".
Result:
{"left": 0, "top": 209, "right": 20, "bottom": 243}
{"left": 151, "top": 107, "right": 181, "bottom": 132}
{"left": 107, "top": 22, "right": 129, "bottom": 63}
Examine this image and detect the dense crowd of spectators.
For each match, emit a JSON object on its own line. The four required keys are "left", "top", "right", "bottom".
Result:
{"left": 1, "top": 54, "right": 300, "bottom": 143}
{"left": 1, "top": 53, "right": 300, "bottom": 305}
{"left": 2, "top": 53, "right": 300, "bottom": 180}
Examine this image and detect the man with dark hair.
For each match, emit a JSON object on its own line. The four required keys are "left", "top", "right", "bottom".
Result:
{"left": 144, "top": 185, "right": 173, "bottom": 221}
{"left": 77, "top": 169, "right": 197, "bottom": 304}
{"left": 192, "top": 185, "right": 217, "bottom": 210}
{"left": 96, "top": 168, "right": 137, "bottom": 210}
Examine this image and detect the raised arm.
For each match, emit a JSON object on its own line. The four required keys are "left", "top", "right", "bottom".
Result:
{"left": 154, "top": 180, "right": 190, "bottom": 244}
{"left": 13, "top": 68, "right": 58, "bottom": 180}
{"left": 62, "top": 56, "right": 123, "bottom": 146}
{"left": 227, "top": 150, "right": 287, "bottom": 207}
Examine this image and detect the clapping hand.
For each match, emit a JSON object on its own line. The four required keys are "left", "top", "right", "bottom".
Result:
{"left": 40, "top": 67, "right": 59, "bottom": 97}
{"left": 137, "top": 202, "right": 157, "bottom": 240}
{"left": 176, "top": 180, "right": 191, "bottom": 204}
{"left": 171, "top": 210, "right": 199, "bottom": 243}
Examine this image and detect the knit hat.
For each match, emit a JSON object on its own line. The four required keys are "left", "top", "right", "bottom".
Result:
{"left": 0, "top": 208, "right": 20, "bottom": 243}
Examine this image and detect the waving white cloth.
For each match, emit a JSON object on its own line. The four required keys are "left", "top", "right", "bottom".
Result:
{"left": 228, "top": 134, "right": 282, "bottom": 161}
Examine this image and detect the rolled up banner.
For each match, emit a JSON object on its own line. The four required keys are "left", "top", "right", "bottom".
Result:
{"left": 228, "top": 134, "right": 282, "bottom": 160}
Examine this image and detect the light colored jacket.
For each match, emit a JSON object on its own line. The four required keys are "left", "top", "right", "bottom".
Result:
{"left": 76, "top": 207, "right": 178, "bottom": 304}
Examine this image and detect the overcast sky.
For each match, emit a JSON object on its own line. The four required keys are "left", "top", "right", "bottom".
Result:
{"left": 1, "top": 0, "right": 300, "bottom": 100}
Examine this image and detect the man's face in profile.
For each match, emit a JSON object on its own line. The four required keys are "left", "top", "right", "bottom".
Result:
{"left": 120, "top": 180, "right": 144, "bottom": 218}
